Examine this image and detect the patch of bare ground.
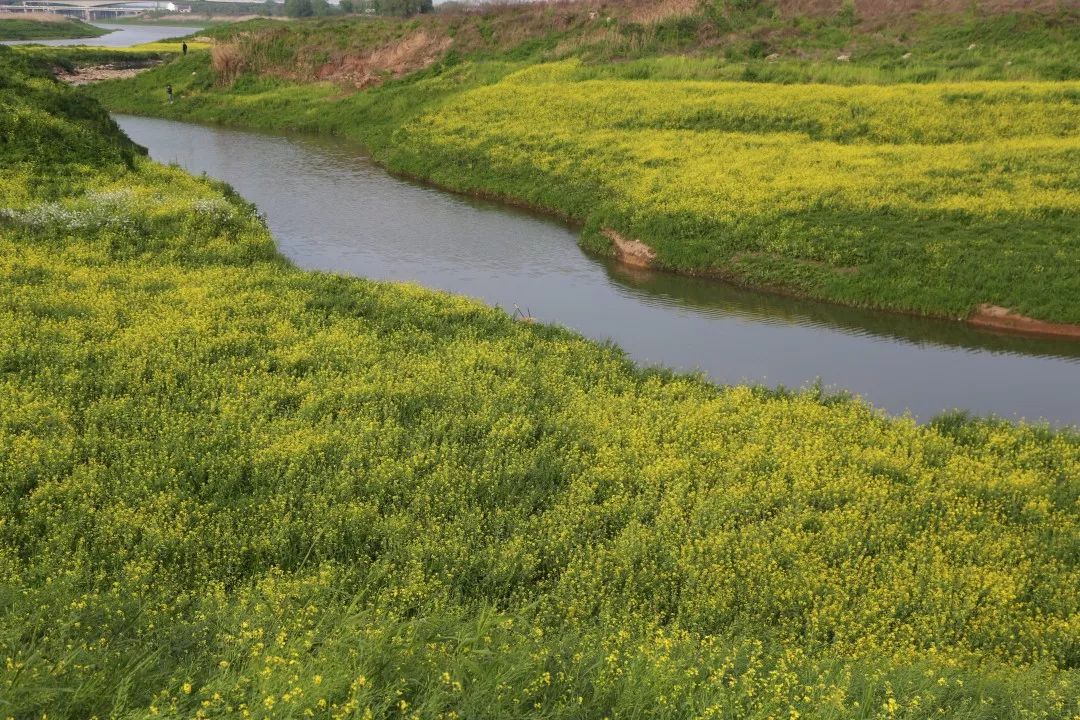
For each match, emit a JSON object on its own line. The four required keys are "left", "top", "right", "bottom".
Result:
{"left": 316, "top": 30, "right": 452, "bottom": 89}
{"left": 56, "top": 62, "right": 159, "bottom": 86}
{"left": 603, "top": 228, "right": 657, "bottom": 268}
{"left": 969, "top": 304, "right": 1080, "bottom": 340}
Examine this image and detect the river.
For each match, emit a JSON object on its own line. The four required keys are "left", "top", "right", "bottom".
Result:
{"left": 115, "top": 114, "right": 1080, "bottom": 427}
{"left": 1, "top": 23, "right": 199, "bottom": 47}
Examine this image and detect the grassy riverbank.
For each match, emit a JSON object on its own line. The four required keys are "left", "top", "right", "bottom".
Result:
{"left": 90, "top": 1, "right": 1080, "bottom": 326}
{"left": 0, "top": 15, "right": 108, "bottom": 41}
{"left": 4, "top": 45, "right": 1080, "bottom": 719}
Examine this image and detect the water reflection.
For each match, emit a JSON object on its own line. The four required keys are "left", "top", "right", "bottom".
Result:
{"left": 114, "top": 114, "right": 1080, "bottom": 426}
{"left": 601, "top": 259, "right": 1080, "bottom": 361}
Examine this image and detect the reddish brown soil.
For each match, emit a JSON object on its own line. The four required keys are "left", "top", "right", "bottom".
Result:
{"left": 968, "top": 304, "right": 1080, "bottom": 340}
{"left": 603, "top": 229, "right": 657, "bottom": 268}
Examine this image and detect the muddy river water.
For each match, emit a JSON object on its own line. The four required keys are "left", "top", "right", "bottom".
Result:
{"left": 115, "top": 114, "right": 1080, "bottom": 427}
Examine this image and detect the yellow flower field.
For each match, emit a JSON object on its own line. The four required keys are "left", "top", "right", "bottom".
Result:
{"left": 3, "top": 46, "right": 1080, "bottom": 719}
{"left": 391, "top": 62, "right": 1080, "bottom": 322}
{"left": 88, "top": 6, "right": 1080, "bottom": 325}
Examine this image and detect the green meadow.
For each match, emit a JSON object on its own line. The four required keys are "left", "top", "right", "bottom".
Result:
{"left": 3, "top": 2, "right": 1080, "bottom": 717}
{"left": 91, "top": 4, "right": 1080, "bottom": 324}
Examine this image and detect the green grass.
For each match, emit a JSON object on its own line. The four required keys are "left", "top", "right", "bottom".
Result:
{"left": 3, "top": 43, "right": 1080, "bottom": 719}
{"left": 90, "top": 6, "right": 1080, "bottom": 325}
{"left": 0, "top": 16, "right": 108, "bottom": 41}
{"left": 7, "top": 44, "right": 168, "bottom": 70}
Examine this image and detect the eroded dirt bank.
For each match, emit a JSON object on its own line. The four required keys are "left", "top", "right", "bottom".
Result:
{"left": 599, "top": 230, "right": 1080, "bottom": 341}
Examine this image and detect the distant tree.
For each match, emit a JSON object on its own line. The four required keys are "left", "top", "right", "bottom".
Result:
{"left": 311, "top": 0, "right": 332, "bottom": 15}
{"left": 374, "top": 0, "right": 432, "bottom": 16}
{"left": 339, "top": 0, "right": 354, "bottom": 12}
{"left": 285, "top": 0, "right": 314, "bottom": 17}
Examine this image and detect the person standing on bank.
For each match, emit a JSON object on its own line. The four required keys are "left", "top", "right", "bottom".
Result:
{"left": 182, "top": 42, "right": 188, "bottom": 55}
{"left": 166, "top": 84, "right": 173, "bottom": 104}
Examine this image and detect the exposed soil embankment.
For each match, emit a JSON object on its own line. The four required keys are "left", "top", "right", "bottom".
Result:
{"left": 969, "top": 304, "right": 1080, "bottom": 340}
{"left": 603, "top": 229, "right": 657, "bottom": 268}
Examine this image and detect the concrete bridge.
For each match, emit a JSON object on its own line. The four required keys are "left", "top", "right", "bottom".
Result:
{"left": 0, "top": 0, "right": 177, "bottom": 18}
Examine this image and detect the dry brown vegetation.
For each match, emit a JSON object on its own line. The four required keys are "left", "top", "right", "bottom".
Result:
{"left": 211, "top": 42, "right": 246, "bottom": 85}
{"left": 317, "top": 30, "right": 453, "bottom": 87}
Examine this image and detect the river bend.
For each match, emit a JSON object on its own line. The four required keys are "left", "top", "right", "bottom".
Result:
{"left": 115, "top": 114, "right": 1080, "bottom": 427}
